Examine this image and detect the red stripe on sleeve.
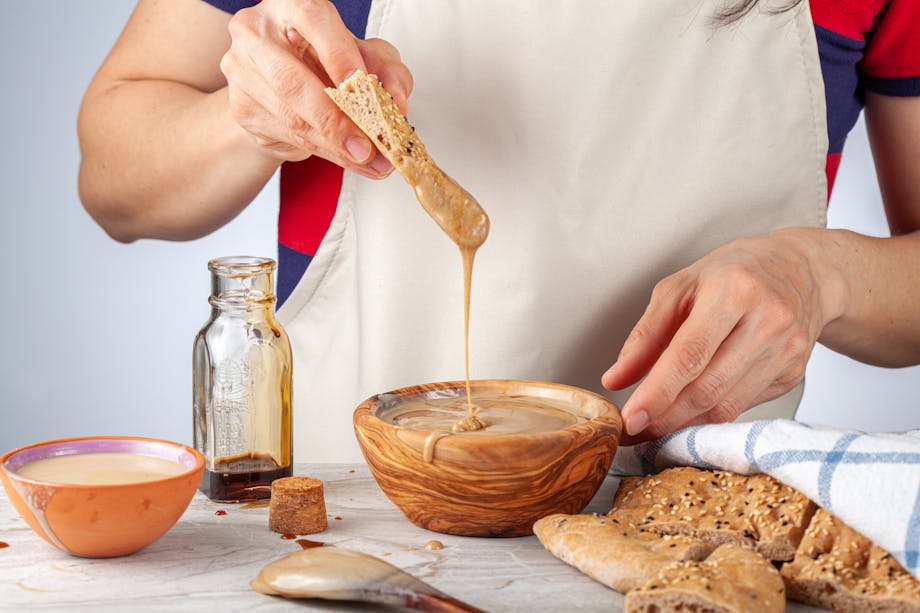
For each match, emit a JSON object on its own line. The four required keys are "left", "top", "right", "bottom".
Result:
{"left": 826, "top": 152, "right": 843, "bottom": 199}
{"left": 809, "top": 0, "right": 885, "bottom": 41}
{"left": 278, "top": 157, "right": 344, "bottom": 256}
{"left": 863, "top": 0, "right": 920, "bottom": 80}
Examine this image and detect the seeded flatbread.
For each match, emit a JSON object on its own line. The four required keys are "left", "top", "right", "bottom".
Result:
{"left": 625, "top": 543, "right": 785, "bottom": 613}
{"left": 325, "top": 70, "right": 430, "bottom": 169}
{"left": 325, "top": 70, "right": 489, "bottom": 249}
{"left": 611, "top": 467, "right": 815, "bottom": 561}
{"left": 781, "top": 508, "right": 920, "bottom": 612}
{"left": 533, "top": 513, "right": 715, "bottom": 593}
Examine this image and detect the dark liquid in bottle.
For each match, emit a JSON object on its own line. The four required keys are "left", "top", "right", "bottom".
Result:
{"left": 200, "top": 453, "right": 291, "bottom": 502}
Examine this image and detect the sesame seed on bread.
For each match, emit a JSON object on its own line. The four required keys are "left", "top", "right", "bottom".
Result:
{"left": 325, "top": 70, "right": 489, "bottom": 249}
{"left": 325, "top": 70, "right": 430, "bottom": 169}
{"left": 533, "top": 512, "right": 715, "bottom": 593}
{"left": 610, "top": 467, "right": 815, "bottom": 561}
{"left": 625, "top": 543, "right": 786, "bottom": 613}
{"left": 781, "top": 508, "right": 920, "bottom": 612}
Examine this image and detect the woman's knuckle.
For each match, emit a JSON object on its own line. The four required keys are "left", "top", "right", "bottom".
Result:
{"left": 278, "top": 104, "right": 307, "bottom": 135}
{"left": 764, "top": 299, "right": 797, "bottom": 332}
{"left": 268, "top": 62, "right": 305, "bottom": 101}
{"left": 727, "top": 266, "right": 760, "bottom": 298}
{"left": 310, "top": 105, "right": 339, "bottom": 137}
{"left": 651, "top": 276, "right": 677, "bottom": 301}
{"left": 228, "top": 9, "right": 258, "bottom": 39}
{"left": 626, "top": 322, "right": 652, "bottom": 347}
{"left": 688, "top": 372, "right": 727, "bottom": 410}
{"left": 709, "top": 399, "right": 742, "bottom": 424}
{"left": 675, "top": 338, "right": 710, "bottom": 378}
{"left": 781, "top": 362, "right": 807, "bottom": 388}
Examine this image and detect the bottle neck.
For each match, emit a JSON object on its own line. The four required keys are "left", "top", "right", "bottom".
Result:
{"left": 208, "top": 256, "right": 277, "bottom": 312}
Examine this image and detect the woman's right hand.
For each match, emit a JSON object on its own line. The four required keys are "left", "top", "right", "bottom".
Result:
{"left": 220, "top": 0, "right": 413, "bottom": 178}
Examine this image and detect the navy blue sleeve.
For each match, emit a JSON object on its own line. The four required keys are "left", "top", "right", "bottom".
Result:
{"left": 331, "top": 0, "right": 371, "bottom": 38}
{"left": 200, "top": 0, "right": 371, "bottom": 39}
{"left": 201, "top": 0, "right": 259, "bottom": 13}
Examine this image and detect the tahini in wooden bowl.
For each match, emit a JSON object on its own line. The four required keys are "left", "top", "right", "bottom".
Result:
{"left": 353, "top": 379, "right": 621, "bottom": 537}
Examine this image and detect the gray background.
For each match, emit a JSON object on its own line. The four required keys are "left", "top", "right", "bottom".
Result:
{"left": 1, "top": 2, "right": 916, "bottom": 456}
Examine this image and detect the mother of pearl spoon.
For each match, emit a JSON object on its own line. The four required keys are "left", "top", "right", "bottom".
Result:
{"left": 251, "top": 547, "right": 486, "bottom": 612}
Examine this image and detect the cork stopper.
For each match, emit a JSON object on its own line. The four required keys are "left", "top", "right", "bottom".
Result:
{"left": 268, "top": 477, "right": 327, "bottom": 535}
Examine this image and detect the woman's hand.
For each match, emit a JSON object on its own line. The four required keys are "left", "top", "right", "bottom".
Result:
{"left": 602, "top": 228, "right": 846, "bottom": 444}
{"left": 220, "top": 0, "right": 413, "bottom": 177}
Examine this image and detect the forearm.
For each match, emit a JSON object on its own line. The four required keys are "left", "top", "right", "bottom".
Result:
{"left": 78, "top": 81, "right": 279, "bottom": 243}
{"left": 813, "top": 227, "right": 920, "bottom": 366}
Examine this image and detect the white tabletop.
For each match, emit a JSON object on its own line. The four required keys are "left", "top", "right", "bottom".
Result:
{"left": 0, "top": 464, "right": 823, "bottom": 612}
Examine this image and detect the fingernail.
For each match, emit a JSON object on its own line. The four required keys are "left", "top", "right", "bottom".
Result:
{"left": 346, "top": 136, "right": 372, "bottom": 163}
{"left": 625, "top": 410, "right": 649, "bottom": 436}
{"left": 368, "top": 152, "right": 393, "bottom": 175}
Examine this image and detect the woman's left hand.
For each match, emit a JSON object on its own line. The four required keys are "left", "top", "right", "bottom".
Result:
{"left": 601, "top": 228, "right": 845, "bottom": 444}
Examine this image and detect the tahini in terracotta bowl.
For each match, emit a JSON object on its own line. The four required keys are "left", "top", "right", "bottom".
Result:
{"left": 353, "top": 380, "right": 621, "bottom": 537}
{"left": 0, "top": 436, "right": 204, "bottom": 558}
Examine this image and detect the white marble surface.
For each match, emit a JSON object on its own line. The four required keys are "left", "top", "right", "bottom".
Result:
{"left": 0, "top": 465, "right": 824, "bottom": 612}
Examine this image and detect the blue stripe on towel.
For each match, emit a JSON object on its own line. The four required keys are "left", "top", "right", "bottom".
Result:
{"left": 818, "top": 433, "right": 861, "bottom": 508}
{"left": 637, "top": 429, "right": 688, "bottom": 473}
{"left": 758, "top": 449, "right": 830, "bottom": 468}
{"left": 687, "top": 427, "right": 717, "bottom": 470}
{"left": 744, "top": 420, "right": 770, "bottom": 468}
{"left": 906, "top": 487, "right": 920, "bottom": 569}
{"left": 757, "top": 450, "right": 920, "bottom": 469}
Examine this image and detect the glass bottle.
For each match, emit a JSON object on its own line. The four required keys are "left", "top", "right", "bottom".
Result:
{"left": 193, "top": 256, "right": 292, "bottom": 502}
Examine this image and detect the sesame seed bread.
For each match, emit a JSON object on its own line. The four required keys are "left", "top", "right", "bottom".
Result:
{"left": 325, "top": 70, "right": 489, "bottom": 249}
{"left": 781, "top": 508, "right": 920, "bottom": 612}
{"left": 536, "top": 468, "right": 914, "bottom": 611}
{"left": 625, "top": 543, "right": 786, "bottom": 613}
{"left": 611, "top": 467, "right": 815, "bottom": 561}
{"left": 325, "top": 70, "right": 430, "bottom": 169}
{"left": 533, "top": 512, "right": 715, "bottom": 593}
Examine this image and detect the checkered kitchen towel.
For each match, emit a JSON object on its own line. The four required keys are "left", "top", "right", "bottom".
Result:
{"left": 610, "top": 420, "right": 920, "bottom": 580}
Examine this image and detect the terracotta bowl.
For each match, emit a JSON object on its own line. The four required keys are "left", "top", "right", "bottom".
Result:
{"left": 0, "top": 436, "right": 204, "bottom": 558}
{"left": 353, "top": 380, "right": 621, "bottom": 537}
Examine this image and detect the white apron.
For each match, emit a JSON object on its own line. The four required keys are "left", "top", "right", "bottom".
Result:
{"left": 278, "top": 0, "right": 828, "bottom": 463}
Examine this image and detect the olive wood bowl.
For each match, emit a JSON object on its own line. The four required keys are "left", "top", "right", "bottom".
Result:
{"left": 353, "top": 379, "right": 621, "bottom": 537}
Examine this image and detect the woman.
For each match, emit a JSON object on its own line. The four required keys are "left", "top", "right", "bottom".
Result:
{"left": 78, "top": 0, "right": 920, "bottom": 462}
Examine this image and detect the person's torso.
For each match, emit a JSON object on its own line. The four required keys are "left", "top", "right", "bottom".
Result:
{"left": 277, "top": 0, "right": 828, "bottom": 461}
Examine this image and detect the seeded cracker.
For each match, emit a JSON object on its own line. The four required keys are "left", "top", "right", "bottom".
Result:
{"left": 326, "top": 70, "right": 489, "bottom": 250}
{"left": 533, "top": 513, "right": 715, "bottom": 593}
{"left": 610, "top": 466, "right": 815, "bottom": 561}
{"left": 781, "top": 508, "right": 920, "bottom": 612}
{"left": 625, "top": 543, "right": 785, "bottom": 613}
{"left": 325, "top": 70, "right": 430, "bottom": 170}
